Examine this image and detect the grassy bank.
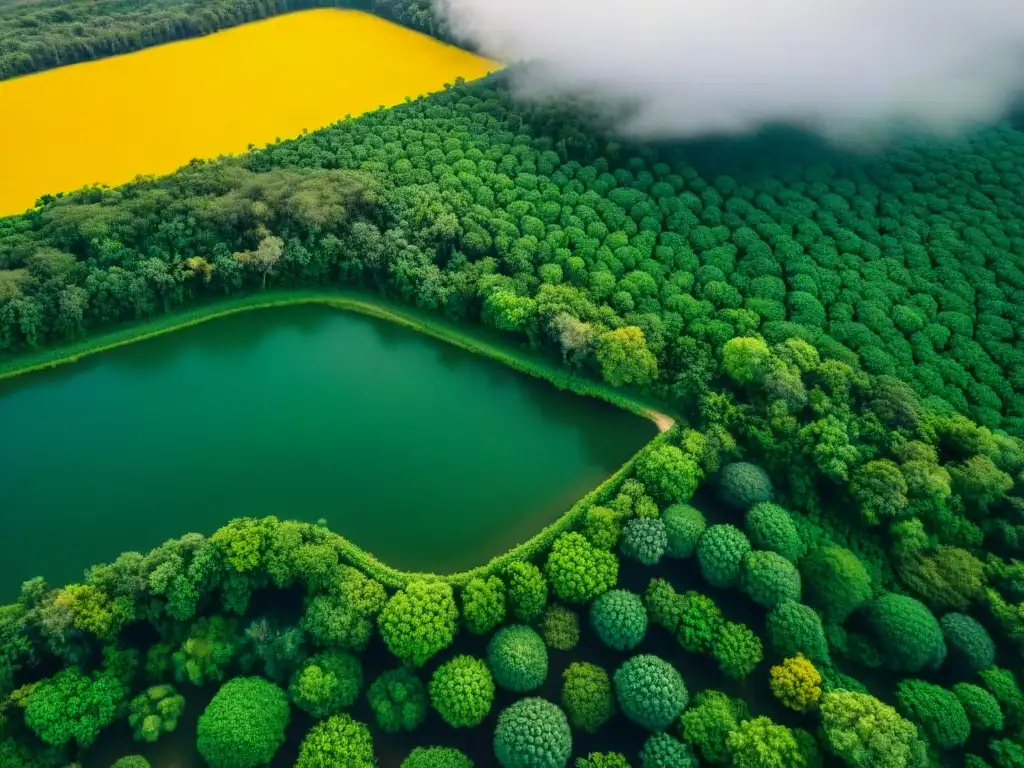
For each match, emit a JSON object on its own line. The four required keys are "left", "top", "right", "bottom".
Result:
{"left": 0, "top": 288, "right": 676, "bottom": 430}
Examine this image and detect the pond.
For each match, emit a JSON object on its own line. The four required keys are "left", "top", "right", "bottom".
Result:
{"left": 0, "top": 9, "right": 499, "bottom": 216}
{"left": 0, "top": 303, "right": 656, "bottom": 598}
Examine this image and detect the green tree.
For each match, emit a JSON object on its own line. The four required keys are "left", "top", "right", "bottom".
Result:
{"left": 378, "top": 580, "right": 458, "bottom": 666}
{"left": 542, "top": 604, "right": 580, "bottom": 650}
{"left": 24, "top": 667, "right": 125, "bottom": 749}
{"left": 504, "top": 561, "right": 548, "bottom": 622}
{"left": 289, "top": 652, "right": 363, "bottom": 718}
{"left": 493, "top": 698, "right": 572, "bottom": 768}
{"left": 590, "top": 589, "right": 648, "bottom": 651}
{"left": 745, "top": 502, "right": 803, "bottom": 562}
{"left": 719, "top": 462, "right": 773, "bottom": 508}
{"left": 429, "top": 655, "right": 494, "bottom": 728}
{"left": 561, "top": 662, "right": 615, "bottom": 733}
{"left": 545, "top": 532, "right": 619, "bottom": 603}
{"left": 800, "top": 546, "right": 872, "bottom": 623}
{"left": 295, "top": 714, "right": 375, "bottom": 768}
{"left": 896, "top": 679, "right": 971, "bottom": 751}
{"left": 487, "top": 625, "right": 548, "bottom": 693}
{"left": 661, "top": 504, "right": 706, "bottom": 558}
{"left": 941, "top": 612, "right": 996, "bottom": 670}
{"left": 620, "top": 518, "right": 668, "bottom": 565}
{"left": 727, "top": 717, "right": 804, "bottom": 768}
{"left": 722, "top": 337, "right": 772, "bottom": 384}
{"left": 741, "top": 550, "right": 802, "bottom": 608}
{"left": 462, "top": 575, "right": 506, "bottom": 635}
{"left": 127, "top": 684, "right": 185, "bottom": 743}
{"left": 820, "top": 690, "right": 928, "bottom": 768}
{"left": 197, "top": 677, "right": 290, "bottom": 768}
{"left": 713, "top": 621, "right": 764, "bottom": 681}
{"left": 951, "top": 683, "right": 1003, "bottom": 732}
{"left": 402, "top": 747, "right": 474, "bottom": 768}
{"left": 867, "top": 594, "right": 946, "bottom": 673}
{"left": 614, "top": 654, "right": 688, "bottom": 731}
{"left": 635, "top": 445, "right": 702, "bottom": 504}
{"left": 676, "top": 591, "right": 725, "bottom": 654}
{"left": 696, "top": 525, "right": 752, "bottom": 588}
{"left": 596, "top": 326, "right": 658, "bottom": 387}
{"left": 640, "top": 732, "right": 696, "bottom": 768}
{"left": 680, "top": 690, "right": 748, "bottom": 765}
{"left": 367, "top": 668, "right": 427, "bottom": 733}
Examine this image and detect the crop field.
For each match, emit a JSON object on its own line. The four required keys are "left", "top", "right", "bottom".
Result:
{"left": 0, "top": 8, "right": 498, "bottom": 216}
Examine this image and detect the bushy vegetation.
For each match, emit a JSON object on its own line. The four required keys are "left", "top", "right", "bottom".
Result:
{"left": 493, "top": 698, "right": 572, "bottom": 768}
{"left": 196, "top": 677, "right": 290, "bottom": 768}
{"left": 589, "top": 589, "right": 648, "bottom": 651}
{"left": 561, "top": 662, "right": 615, "bottom": 734}
{"left": 613, "top": 654, "right": 688, "bottom": 731}
{"left": 487, "top": 625, "right": 549, "bottom": 693}
{"left": 429, "top": 655, "right": 494, "bottom": 728}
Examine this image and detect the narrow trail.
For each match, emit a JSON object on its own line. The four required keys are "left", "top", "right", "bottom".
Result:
{"left": 645, "top": 410, "right": 675, "bottom": 433}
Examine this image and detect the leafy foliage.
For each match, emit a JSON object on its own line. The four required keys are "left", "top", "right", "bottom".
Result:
{"left": 295, "top": 713, "right": 375, "bottom": 768}
{"left": 462, "top": 576, "right": 506, "bottom": 636}
{"left": 770, "top": 655, "right": 821, "bottom": 712}
{"left": 726, "top": 717, "right": 803, "bottom": 768}
{"left": 765, "top": 600, "right": 830, "bottom": 664}
{"left": 867, "top": 594, "right": 947, "bottom": 673}
{"left": 639, "top": 733, "right": 696, "bottom": 768}
{"left": 896, "top": 679, "right": 971, "bottom": 751}
{"left": 428, "top": 655, "right": 494, "bottom": 728}
{"left": 661, "top": 504, "right": 706, "bottom": 558}
{"left": 378, "top": 580, "right": 458, "bottom": 667}
{"left": 546, "top": 533, "right": 618, "bottom": 604}
{"left": 740, "top": 550, "right": 802, "bottom": 608}
{"left": 402, "top": 747, "right": 474, "bottom": 768}
{"left": 713, "top": 621, "right": 764, "bottom": 681}
{"left": 820, "top": 690, "right": 928, "bottom": 768}
{"left": 676, "top": 591, "right": 725, "bottom": 654}
{"left": 367, "top": 668, "right": 427, "bottom": 733}
{"left": 951, "top": 683, "right": 1004, "bottom": 733}
{"left": 589, "top": 589, "right": 648, "bottom": 651}
{"left": 696, "top": 524, "right": 752, "bottom": 588}
{"left": 561, "top": 662, "right": 614, "bottom": 734}
{"left": 487, "top": 625, "right": 549, "bottom": 693}
{"left": 542, "top": 604, "right": 580, "bottom": 650}
{"left": 719, "top": 462, "right": 772, "bottom": 508}
{"left": 614, "top": 654, "right": 688, "bottom": 731}
{"left": 680, "top": 690, "right": 748, "bottom": 765}
{"left": 504, "top": 561, "right": 548, "bottom": 623}
{"left": 745, "top": 502, "right": 803, "bottom": 562}
{"left": 127, "top": 684, "right": 185, "bottom": 743}
{"left": 620, "top": 518, "right": 668, "bottom": 566}
{"left": 23, "top": 667, "right": 125, "bottom": 749}
{"left": 800, "top": 546, "right": 873, "bottom": 623}
{"left": 941, "top": 612, "right": 996, "bottom": 671}
{"left": 196, "top": 677, "right": 290, "bottom": 768}
{"left": 289, "top": 652, "right": 363, "bottom": 718}
{"left": 493, "top": 698, "right": 572, "bottom": 768}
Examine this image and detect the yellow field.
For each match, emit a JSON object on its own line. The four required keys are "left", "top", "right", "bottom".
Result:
{"left": 0, "top": 9, "right": 500, "bottom": 216}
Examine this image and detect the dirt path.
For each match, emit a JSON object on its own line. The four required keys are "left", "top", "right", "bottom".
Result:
{"left": 644, "top": 410, "right": 675, "bottom": 433}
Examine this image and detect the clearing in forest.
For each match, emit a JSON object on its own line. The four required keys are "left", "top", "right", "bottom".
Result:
{"left": 0, "top": 8, "right": 500, "bottom": 216}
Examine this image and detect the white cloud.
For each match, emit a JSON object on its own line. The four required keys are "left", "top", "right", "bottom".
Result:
{"left": 438, "top": 0, "right": 1024, "bottom": 146}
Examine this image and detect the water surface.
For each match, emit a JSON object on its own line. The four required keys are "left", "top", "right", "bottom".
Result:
{"left": 0, "top": 305, "right": 654, "bottom": 596}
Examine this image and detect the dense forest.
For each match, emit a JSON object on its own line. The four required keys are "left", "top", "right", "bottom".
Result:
{"left": 2, "top": 2, "right": 1024, "bottom": 767}
{"left": 0, "top": 0, "right": 446, "bottom": 81}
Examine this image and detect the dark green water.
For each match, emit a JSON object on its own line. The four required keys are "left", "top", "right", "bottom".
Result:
{"left": 0, "top": 304, "right": 655, "bottom": 598}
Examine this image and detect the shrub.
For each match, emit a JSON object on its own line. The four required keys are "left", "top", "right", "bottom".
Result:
{"left": 640, "top": 733, "right": 696, "bottom": 768}
{"left": 378, "top": 580, "right": 458, "bottom": 667}
{"left": 582, "top": 506, "right": 622, "bottom": 550}
{"left": 820, "top": 690, "right": 927, "bottom": 768}
{"left": 696, "top": 525, "right": 751, "bottom": 588}
{"left": 643, "top": 578, "right": 684, "bottom": 633}
{"left": 112, "top": 758, "right": 149, "bottom": 768}
{"left": 661, "top": 503, "right": 706, "bottom": 558}
{"left": 895, "top": 679, "right": 971, "bottom": 751}
{"left": 770, "top": 655, "right": 821, "bottom": 712}
{"left": 429, "top": 655, "right": 494, "bottom": 728}
{"left": 800, "top": 546, "right": 872, "bottom": 623}
{"left": 680, "top": 690, "right": 748, "bottom": 765}
{"left": 990, "top": 738, "right": 1024, "bottom": 768}
{"left": 765, "top": 600, "right": 830, "bottom": 664}
{"left": 401, "top": 747, "right": 474, "bottom": 768}
{"left": 24, "top": 667, "right": 125, "bottom": 749}
{"left": 676, "top": 591, "right": 724, "bottom": 654}
{"left": 740, "top": 550, "right": 802, "bottom": 608}
{"left": 614, "top": 654, "right": 688, "bottom": 731}
{"left": 128, "top": 684, "right": 184, "bottom": 743}
{"left": 575, "top": 754, "right": 631, "bottom": 768}
{"left": 979, "top": 667, "right": 1024, "bottom": 731}
{"left": 546, "top": 532, "right": 618, "bottom": 603}
{"left": 941, "top": 612, "right": 996, "bottom": 671}
{"left": 295, "top": 714, "right": 374, "bottom": 768}
{"left": 719, "top": 462, "right": 772, "bottom": 508}
{"left": 867, "top": 594, "right": 947, "bottom": 673}
{"left": 726, "top": 717, "right": 803, "bottom": 768}
{"left": 951, "top": 683, "right": 1003, "bottom": 732}
{"left": 493, "top": 698, "right": 572, "bottom": 768}
{"left": 590, "top": 590, "right": 648, "bottom": 651}
{"left": 301, "top": 593, "right": 375, "bottom": 654}
{"left": 505, "top": 561, "right": 548, "bottom": 622}
{"left": 289, "top": 652, "right": 363, "bottom": 718}
{"left": 713, "top": 621, "right": 763, "bottom": 681}
{"left": 561, "top": 662, "right": 614, "bottom": 733}
{"left": 462, "top": 576, "right": 506, "bottom": 635}
{"left": 745, "top": 502, "right": 803, "bottom": 562}
{"left": 542, "top": 604, "right": 580, "bottom": 650}
{"left": 197, "top": 677, "right": 290, "bottom": 768}
{"left": 620, "top": 518, "right": 668, "bottom": 565}
{"left": 635, "top": 444, "right": 701, "bottom": 504}
{"left": 488, "top": 625, "right": 549, "bottom": 693}
{"left": 367, "top": 668, "right": 427, "bottom": 733}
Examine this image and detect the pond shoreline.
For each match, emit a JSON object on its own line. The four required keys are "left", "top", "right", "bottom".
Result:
{"left": 0, "top": 289, "right": 676, "bottom": 434}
